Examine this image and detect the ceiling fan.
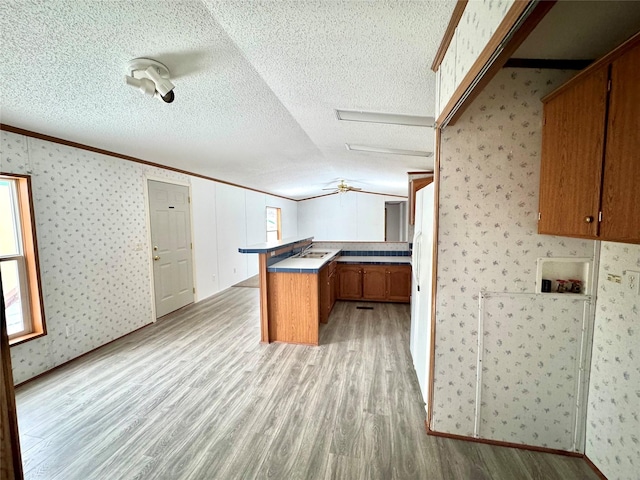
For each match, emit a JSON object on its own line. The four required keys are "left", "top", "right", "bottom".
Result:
{"left": 322, "top": 179, "right": 362, "bottom": 194}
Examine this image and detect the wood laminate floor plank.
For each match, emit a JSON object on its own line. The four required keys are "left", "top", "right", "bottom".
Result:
{"left": 15, "top": 289, "right": 599, "bottom": 480}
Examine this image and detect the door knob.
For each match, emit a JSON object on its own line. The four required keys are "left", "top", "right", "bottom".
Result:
{"left": 584, "top": 216, "right": 594, "bottom": 223}
{"left": 153, "top": 245, "right": 158, "bottom": 251}
{"left": 153, "top": 255, "right": 160, "bottom": 261}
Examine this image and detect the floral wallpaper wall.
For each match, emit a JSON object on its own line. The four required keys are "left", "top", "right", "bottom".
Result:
{"left": 480, "top": 293, "right": 588, "bottom": 450}
{"left": 586, "top": 242, "right": 640, "bottom": 480}
{"left": 1, "top": 130, "right": 186, "bottom": 384}
{"left": 437, "top": 0, "right": 514, "bottom": 118}
{"left": 433, "top": 68, "right": 595, "bottom": 438}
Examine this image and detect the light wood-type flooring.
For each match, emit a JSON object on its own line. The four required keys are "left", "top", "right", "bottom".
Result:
{"left": 15, "top": 287, "right": 599, "bottom": 480}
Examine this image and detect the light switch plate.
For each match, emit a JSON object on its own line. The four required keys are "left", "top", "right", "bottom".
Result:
{"left": 626, "top": 271, "right": 640, "bottom": 295}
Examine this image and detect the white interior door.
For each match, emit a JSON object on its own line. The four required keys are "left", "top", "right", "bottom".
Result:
{"left": 148, "top": 180, "right": 194, "bottom": 318}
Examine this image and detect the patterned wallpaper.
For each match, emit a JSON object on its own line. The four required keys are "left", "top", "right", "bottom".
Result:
{"left": 437, "top": 0, "right": 514, "bottom": 117}
{"left": 480, "top": 293, "right": 588, "bottom": 451}
{"left": 433, "top": 68, "right": 595, "bottom": 438}
{"left": 586, "top": 242, "right": 640, "bottom": 480}
{"left": 1, "top": 131, "right": 186, "bottom": 384}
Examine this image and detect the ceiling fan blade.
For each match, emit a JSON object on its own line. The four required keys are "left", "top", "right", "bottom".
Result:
{"left": 322, "top": 187, "right": 338, "bottom": 191}
{"left": 349, "top": 187, "right": 362, "bottom": 191}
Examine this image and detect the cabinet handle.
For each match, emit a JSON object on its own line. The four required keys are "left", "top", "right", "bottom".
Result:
{"left": 584, "top": 216, "right": 594, "bottom": 223}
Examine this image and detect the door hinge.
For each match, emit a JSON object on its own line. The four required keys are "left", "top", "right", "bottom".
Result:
{"left": 188, "top": 196, "right": 191, "bottom": 203}
{"left": 191, "top": 242, "right": 193, "bottom": 249}
{"left": 193, "top": 287, "right": 195, "bottom": 293}
{"left": 607, "top": 79, "right": 612, "bottom": 92}
{"left": 598, "top": 211, "right": 603, "bottom": 222}
{"left": 538, "top": 212, "right": 541, "bottom": 221}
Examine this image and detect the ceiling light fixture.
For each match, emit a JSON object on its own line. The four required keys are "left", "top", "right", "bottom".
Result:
{"left": 345, "top": 144, "right": 433, "bottom": 157}
{"left": 125, "top": 58, "right": 176, "bottom": 104}
{"left": 335, "top": 109, "right": 434, "bottom": 127}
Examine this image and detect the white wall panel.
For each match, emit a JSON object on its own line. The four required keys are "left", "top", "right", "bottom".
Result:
{"left": 191, "top": 176, "right": 219, "bottom": 301}
{"left": 244, "top": 190, "right": 266, "bottom": 277}
{"left": 215, "top": 183, "right": 248, "bottom": 290}
{"left": 356, "top": 194, "right": 384, "bottom": 241}
{"left": 298, "top": 193, "right": 405, "bottom": 242}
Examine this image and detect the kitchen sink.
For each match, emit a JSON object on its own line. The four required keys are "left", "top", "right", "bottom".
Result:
{"left": 298, "top": 251, "right": 329, "bottom": 259}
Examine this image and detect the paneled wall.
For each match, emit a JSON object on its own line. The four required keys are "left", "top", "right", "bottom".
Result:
{"left": 433, "top": 68, "right": 594, "bottom": 437}
{"left": 1, "top": 130, "right": 297, "bottom": 384}
{"left": 586, "top": 242, "right": 640, "bottom": 480}
{"left": 297, "top": 192, "right": 406, "bottom": 241}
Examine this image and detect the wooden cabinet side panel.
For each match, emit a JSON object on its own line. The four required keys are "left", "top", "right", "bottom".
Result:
{"left": 267, "top": 272, "right": 319, "bottom": 345}
{"left": 601, "top": 43, "right": 640, "bottom": 243}
{"left": 362, "top": 266, "right": 387, "bottom": 301}
{"left": 386, "top": 265, "right": 412, "bottom": 303}
{"left": 329, "top": 270, "right": 337, "bottom": 313}
{"left": 319, "top": 266, "right": 330, "bottom": 324}
{"left": 337, "top": 265, "right": 362, "bottom": 299}
{"left": 410, "top": 177, "right": 434, "bottom": 225}
{"left": 538, "top": 67, "right": 608, "bottom": 238}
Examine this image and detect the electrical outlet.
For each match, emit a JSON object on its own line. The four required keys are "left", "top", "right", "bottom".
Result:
{"left": 65, "top": 325, "right": 75, "bottom": 337}
{"left": 607, "top": 273, "right": 622, "bottom": 284}
{"left": 626, "top": 271, "right": 640, "bottom": 295}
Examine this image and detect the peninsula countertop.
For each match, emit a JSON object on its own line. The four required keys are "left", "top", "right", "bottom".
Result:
{"left": 267, "top": 250, "right": 412, "bottom": 273}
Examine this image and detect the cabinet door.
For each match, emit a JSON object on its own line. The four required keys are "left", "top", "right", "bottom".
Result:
{"left": 539, "top": 66, "right": 608, "bottom": 238}
{"left": 386, "top": 265, "right": 412, "bottom": 303}
{"left": 600, "top": 42, "right": 640, "bottom": 243}
{"left": 338, "top": 265, "right": 362, "bottom": 299}
{"left": 362, "top": 266, "right": 387, "bottom": 301}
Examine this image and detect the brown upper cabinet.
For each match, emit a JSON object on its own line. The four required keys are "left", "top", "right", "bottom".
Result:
{"left": 539, "top": 34, "right": 640, "bottom": 244}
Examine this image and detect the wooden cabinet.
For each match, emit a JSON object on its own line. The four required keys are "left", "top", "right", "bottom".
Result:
{"left": 386, "top": 265, "right": 412, "bottom": 302}
{"left": 600, "top": 42, "right": 640, "bottom": 241}
{"left": 337, "top": 264, "right": 411, "bottom": 303}
{"left": 362, "top": 266, "right": 387, "bottom": 301}
{"left": 539, "top": 36, "right": 640, "bottom": 244}
{"left": 338, "top": 264, "right": 362, "bottom": 299}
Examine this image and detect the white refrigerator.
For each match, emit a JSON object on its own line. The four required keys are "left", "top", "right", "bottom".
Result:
{"left": 410, "top": 183, "right": 435, "bottom": 416}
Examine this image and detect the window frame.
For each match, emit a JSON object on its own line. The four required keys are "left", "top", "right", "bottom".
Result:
{"left": 266, "top": 206, "right": 282, "bottom": 242}
{"left": 1, "top": 174, "right": 46, "bottom": 346}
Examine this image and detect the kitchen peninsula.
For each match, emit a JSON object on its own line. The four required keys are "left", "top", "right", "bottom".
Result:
{"left": 239, "top": 237, "right": 411, "bottom": 346}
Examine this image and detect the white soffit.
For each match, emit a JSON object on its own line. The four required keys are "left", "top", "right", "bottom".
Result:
{"left": 514, "top": 1, "right": 640, "bottom": 60}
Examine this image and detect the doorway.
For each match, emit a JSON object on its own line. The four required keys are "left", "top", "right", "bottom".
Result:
{"left": 385, "top": 201, "right": 407, "bottom": 242}
{"left": 147, "top": 180, "right": 195, "bottom": 318}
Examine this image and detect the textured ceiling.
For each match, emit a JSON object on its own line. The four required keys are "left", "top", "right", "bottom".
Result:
{"left": 0, "top": 0, "right": 455, "bottom": 199}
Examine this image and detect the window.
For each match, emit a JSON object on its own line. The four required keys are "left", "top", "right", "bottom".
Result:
{"left": 266, "top": 206, "right": 281, "bottom": 242}
{"left": 1, "top": 175, "right": 45, "bottom": 344}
